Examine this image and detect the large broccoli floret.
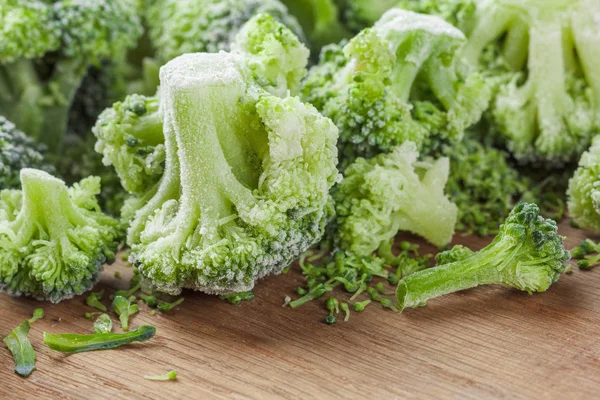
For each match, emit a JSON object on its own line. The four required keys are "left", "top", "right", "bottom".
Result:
{"left": 0, "top": 0, "right": 143, "bottom": 153}
{"left": 567, "top": 136, "right": 600, "bottom": 231}
{"left": 0, "top": 169, "right": 122, "bottom": 303}
{"left": 127, "top": 51, "right": 340, "bottom": 295}
{"left": 397, "top": 202, "right": 569, "bottom": 310}
{"left": 302, "top": 9, "right": 490, "bottom": 165}
{"left": 0, "top": 116, "right": 55, "bottom": 190}
{"left": 94, "top": 14, "right": 309, "bottom": 204}
{"left": 402, "top": 0, "right": 600, "bottom": 164}
{"left": 333, "top": 142, "right": 457, "bottom": 256}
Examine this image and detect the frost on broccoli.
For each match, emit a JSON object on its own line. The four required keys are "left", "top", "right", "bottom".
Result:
{"left": 397, "top": 202, "right": 569, "bottom": 310}
{"left": 302, "top": 9, "right": 490, "bottom": 165}
{"left": 145, "top": 0, "right": 304, "bottom": 73}
{"left": 568, "top": 136, "right": 600, "bottom": 231}
{"left": 127, "top": 51, "right": 340, "bottom": 295}
{"left": 0, "top": 170, "right": 122, "bottom": 303}
{"left": 94, "top": 14, "right": 310, "bottom": 204}
{"left": 0, "top": 0, "right": 143, "bottom": 153}
{"left": 333, "top": 142, "right": 457, "bottom": 256}
{"left": 0, "top": 116, "right": 55, "bottom": 190}
{"left": 406, "top": 0, "right": 600, "bottom": 164}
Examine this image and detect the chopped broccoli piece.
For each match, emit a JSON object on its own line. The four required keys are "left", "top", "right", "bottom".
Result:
{"left": 302, "top": 9, "right": 490, "bottom": 165}
{"left": 0, "top": 0, "right": 143, "bottom": 153}
{"left": 0, "top": 116, "right": 55, "bottom": 190}
{"left": 334, "top": 142, "right": 457, "bottom": 255}
{"left": 571, "top": 239, "right": 600, "bottom": 269}
{"left": 568, "top": 136, "right": 600, "bottom": 231}
{"left": 157, "top": 298, "right": 184, "bottom": 313}
{"left": 396, "top": 202, "right": 569, "bottom": 310}
{"left": 139, "top": 294, "right": 159, "bottom": 307}
{"left": 0, "top": 169, "right": 122, "bottom": 302}
{"left": 3, "top": 308, "right": 44, "bottom": 377}
{"left": 144, "top": 371, "right": 178, "bottom": 381}
{"left": 44, "top": 325, "right": 156, "bottom": 353}
{"left": 112, "top": 295, "right": 139, "bottom": 330}
{"left": 219, "top": 291, "right": 255, "bottom": 305}
{"left": 93, "top": 313, "right": 113, "bottom": 334}
{"left": 126, "top": 47, "right": 339, "bottom": 295}
{"left": 86, "top": 290, "right": 107, "bottom": 312}
{"left": 114, "top": 283, "right": 141, "bottom": 299}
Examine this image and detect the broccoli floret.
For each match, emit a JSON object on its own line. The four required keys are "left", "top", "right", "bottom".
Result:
{"left": 302, "top": 9, "right": 490, "bottom": 165}
{"left": 0, "top": 0, "right": 143, "bottom": 153}
{"left": 94, "top": 14, "right": 309, "bottom": 207}
{"left": 567, "top": 135, "right": 600, "bottom": 231}
{"left": 0, "top": 169, "right": 122, "bottom": 303}
{"left": 404, "top": 0, "right": 600, "bottom": 164}
{"left": 333, "top": 142, "right": 457, "bottom": 255}
{"left": 126, "top": 49, "right": 340, "bottom": 295}
{"left": 0, "top": 116, "right": 55, "bottom": 190}
{"left": 397, "top": 202, "right": 569, "bottom": 310}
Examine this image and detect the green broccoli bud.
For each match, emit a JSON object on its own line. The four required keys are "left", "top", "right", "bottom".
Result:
{"left": 353, "top": 299, "right": 371, "bottom": 312}
{"left": 144, "top": 371, "right": 178, "bottom": 381}
{"left": 3, "top": 308, "right": 44, "bottom": 377}
{"left": 86, "top": 290, "right": 107, "bottom": 312}
{"left": 339, "top": 302, "right": 350, "bottom": 321}
{"left": 219, "top": 291, "right": 255, "bottom": 305}
{"left": 302, "top": 9, "right": 490, "bottom": 165}
{"left": 127, "top": 51, "right": 340, "bottom": 295}
{"left": 0, "top": 169, "right": 122, "bottom": 303}
{"left": 333, "top": 142, "right": 458, "bottom": 255}
{"left": 93, "top": 313, "right": 113, "bottom": 334}
{"left": 157, "top": 298, "right": 184, "bottom": 313}
{"left": 139, "top": 294, "right": 159, "bottom": 308}
{"left": 44, "top": 325, "right": 156, "bottom": 353}
{"left": 112, "top": 295, "right": 139, "bottom": 331}
{"left": 396, "top": 202, "right": 569, "bottom": 311}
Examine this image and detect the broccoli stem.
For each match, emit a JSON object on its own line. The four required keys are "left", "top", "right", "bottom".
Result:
{"left": 44, "top": 325, "right": 156, "bottom": 353}
{"left": 128, "top": 111, "right": 163, "bottom": 146}
{"left": 501, "top": 19, "right": 529, "bottom": 70}
{"left": 462, "top": 6, "right": 513, "bottom": 67}
{"left": 391, "top": 43, "right": 433, "bottom": 103}
{"left": 571, "top": 5, "right": 600, "bottom": 103}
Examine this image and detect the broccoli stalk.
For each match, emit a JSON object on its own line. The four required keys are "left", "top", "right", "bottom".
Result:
{"left": 396, "top": 202, "right": 569, "bottom": 310}
{"left": 127, "top": 48, "right": 339, "bottom": 295}
{"left": 0, "top": 169, "right": 122, "bottom": 303}
{"left": 44, "top": 325, "right": 156, "bottom": 353}
{"left": 3, "top": 308, "right": 44, "bottom": 377}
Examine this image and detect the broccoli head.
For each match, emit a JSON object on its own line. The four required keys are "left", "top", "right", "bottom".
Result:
{"left": 0, "top": 116, "right": 55, "bottom": 190}
{"left": 333, "top": 142, "right": 458, "bottom": 256}
{"left": 302, "top": 9, "right": 490, "bottom": 165}
{"left": 568, "top": 135, "right": 600, "bottom": 231}
{"left": 0, "top": 0, "right": 143, "bottom": 152}
{"left": 127, "top": 51, "right": 340, "bottom": 295}
{"left": 403, "top": 0, "right": 600, "bottom": 164}
{"left": 0, "top": 169, "right": 122, "bottom": 303}
{"left": 146, "top": 0, "right": 304, "bottom": 67}
{"left": 397, "top": 202, "right": 569, "bottom": 310}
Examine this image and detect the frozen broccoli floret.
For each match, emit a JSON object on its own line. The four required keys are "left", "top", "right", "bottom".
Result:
{"left": 0, "top": 0, "right": 143, "bottom": 153}
{"left": 0, "top": 116, "right": 55, "bottom": 190}
{"left": 402, "top": 0, "right": 600, "bottom": 164}
{"left": 126, "top": 50, "right": 340, "bottom": 295}
{"left": 302, "top": 9, "right": 490, "bottom": 165}
{"left": 333, "top": 142, "right": 457, "bottom": 256}
{"left": 568, "top": 135, "right": 600, "bottom": 231}
{"left": 0, "top": 169, "right": 122, "bottom": 303}
{"left": 397, "top": 202, "right": 569, "bottom": 310}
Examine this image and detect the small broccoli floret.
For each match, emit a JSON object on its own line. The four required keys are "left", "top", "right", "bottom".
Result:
{"left": 408, "top": 0, "right": 600, "bottom": 164}
{"left": 0, "top": 0, "right": 143, "bottom": 153}
{"left": 333, "top": 142, "right": 457, "bottom": 255}
{"left": 146, "top": 0, "right": 304, "bottom": 66}
{"left": 302, "top": 9, "right": 490, "bottom": 165}
{"left": 397, "top": 202, "right": 569, "bottom": 310}
{"left": 0, "top": 116, "right": 55, "bottom": 190}
{"left": 0, "top": 169, "right": 122, "bottom": 303}
{"left": 568, "top": 136, "right": 600, "bottom": 231}
{"left": 112, "top": 295, "right": 139, "bottom": 330}
{"left": 127, "top": 50, "right": 340, "bottom": 295}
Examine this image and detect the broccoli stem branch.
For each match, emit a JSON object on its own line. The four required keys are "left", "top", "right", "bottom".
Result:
{"left": 462, "top": 6, "right": 513, "bottom": 67}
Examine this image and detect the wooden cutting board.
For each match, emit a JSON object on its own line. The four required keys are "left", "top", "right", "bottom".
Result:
{"left": 1, "top": 219, "right": 599, "bottom": 399}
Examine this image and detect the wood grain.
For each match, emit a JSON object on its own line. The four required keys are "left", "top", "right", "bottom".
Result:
{"left": 1, "top": 220, "right": 599, "bottom": 400}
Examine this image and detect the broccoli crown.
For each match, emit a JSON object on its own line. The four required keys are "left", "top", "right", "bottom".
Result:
{"left": 146, "top": 0, "right": 304, "bottom": 64}
{"left": 93, "top": 94, "right": 164, "bottom": 195}
{"left": 567, "top": 135, "right": 600, "bottom": 231}
{"left": 127, "top": 51, "right": 340, "bottom": 295}
{"left": 408, "top": 0, "right": 600, "bottom": 164}
{"left": 0, "top": 116, "right": 55, "bottom": 190}
{"left": 333, "top": 141, "right": 458, "bottom": 255}
{"left": 0, "top": 0, "right": 143, "bottom": 150}
{"left": 301, "top": 8, "right": 490, "bottom": 165}
{"left": 397, "top": 202, "right": 569, "bottom": 310}
{"left": 0, "top": 169, "right": 122, "bottom": 303}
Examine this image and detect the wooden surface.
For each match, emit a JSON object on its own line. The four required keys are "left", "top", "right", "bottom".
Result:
{"left": 1, "top": 219, "right": 599, "bottom": 400}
